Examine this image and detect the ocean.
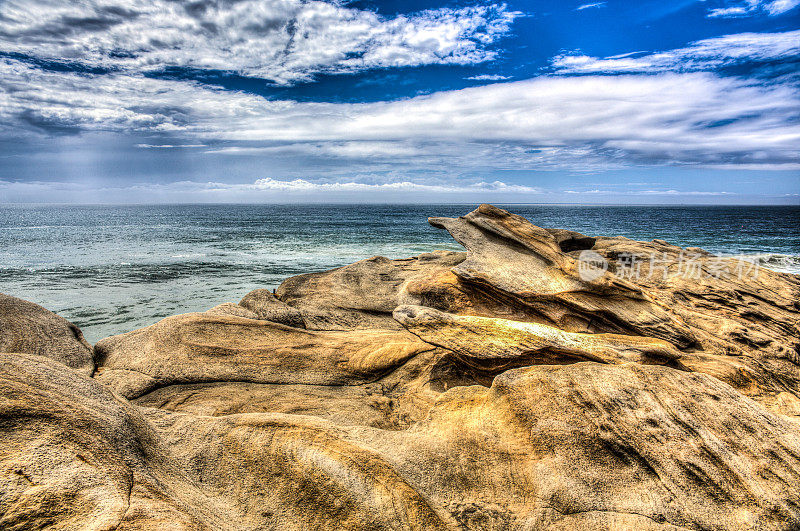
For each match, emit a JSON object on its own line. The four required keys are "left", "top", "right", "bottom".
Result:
{"left": 1, "top": 204, "right": 798, "bottom": 344}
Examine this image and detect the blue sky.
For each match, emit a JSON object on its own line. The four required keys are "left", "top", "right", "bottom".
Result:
{"left": 0, "top": 0, "right": 798, "bottom": 203}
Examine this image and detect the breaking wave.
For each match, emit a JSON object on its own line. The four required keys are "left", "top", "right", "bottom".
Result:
{"left": 745, "top": 253, "right": 800, "bottom": 275}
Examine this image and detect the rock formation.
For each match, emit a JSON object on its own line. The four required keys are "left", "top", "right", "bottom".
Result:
{"left": 238, "top": 289, "right": 305, "bottom": 328}
{"left": 0, "top": 293, "right": 94, "bottom": 375}
{"left": 393, "top": 305, "right": 683, "bottom": 370}
{"left": 1, "top": 204, "right": 799, "bottom": 530}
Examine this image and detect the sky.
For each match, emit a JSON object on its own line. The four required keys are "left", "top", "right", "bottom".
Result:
{"left": 0, "top": 0, "right": 798, "bottom": 204}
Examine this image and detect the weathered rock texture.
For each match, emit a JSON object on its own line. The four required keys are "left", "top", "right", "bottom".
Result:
{"left": 393, "top": 305, "right": 683, "bottom": 371}
{"left": 238, "top": 289, "right": 305, "bottom": 328}
{"left": 0, "top": 353, "right": 233, "bottom": 530}
{"left": 94, "top": 311, "right": 437, "bottom": 400}
{"left": 2, "top": 205, "right": 799, "bottom": 530}
{"left": 0, "top": 292, "right": 94, "bottom": 374}
{"left": 428, "top": 205, "right": 698, "bottom": 348}
{"left": 275, "top": 251, "right": 469, "bottom": 330}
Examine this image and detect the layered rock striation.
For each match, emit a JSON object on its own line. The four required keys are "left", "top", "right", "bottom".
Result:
{"left": 1, "top": 205, "right": 799, "bottom": 530}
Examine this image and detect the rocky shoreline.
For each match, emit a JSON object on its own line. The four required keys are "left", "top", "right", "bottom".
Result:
{"left": 1, "top": 204, "right": 799, "bottom": 529}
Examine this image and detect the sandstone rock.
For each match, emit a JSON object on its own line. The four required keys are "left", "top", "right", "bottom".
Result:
{"left": 131, "top": 345, "right": 484, "bottom": 430}
{"left": 411, "top": 205, "right": 799, "bottom": 417}
{"left": 545, "top": 228, "right": 597, "bottom": 252}
{"left": 394, "top": 305, "right": 682, "bottom": 372}
{"left": 94, "top": 311, "right": 436, "bottom": 399}
{"left": 140, "top": 362, "right": 800, "bottom": 530}
{"left": 589, "top": 233, "right": 800, "bottom": 415}
{"left": 24, "top": 349, "right": 800, "bottom": 529}
{"left": 6, "top": 351, "right": 800, "bottom": 530}
{"left": 275, "top": 251, "right": 468, "bottom": 330}
{"left": 0, "top": 353, "right": 234, "bottom": 530}
{"left": 386, "top": 362, "right": 800, "bottom": 530}
{"left": 428, "top": 204, "right": 697, "bottom": 348}
{"left": 0, "top": 293, "right": 94, "bottom": 374}
{"left": 147, "top": 409, "right": 457, "bottom": 530}
{"left": 238, "top": 289, "right": 305, "bottom": 328}
{"left": 204, "top": 302, "right": 259, "bottom": 319}
{"left": 133, "top": 381, "right": 402, "bottom": 428}
{"left": 0, "top": 353, "right": 455, "bottom": 530}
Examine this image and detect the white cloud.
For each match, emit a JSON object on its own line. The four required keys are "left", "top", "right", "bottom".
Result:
{"left": 1, "top": 57, "right": 798, "bottom": 172}
{"left": 205, "top": 141, "right": 425, "bottom": 159}
{"left": 136, "top": 144, "right": 206, "bottom": 148}
{"left": 0, "top": 177, "right": 542, "bottom": 203}
{"left": 764, "top": 0, "right": 800, "bottom": 14}
{"left": 576, "top": 2, "right": 607, "bottom": 11}
{"left": 702, "top": 163, "right": 800, "bottom": 170}
{"left": 707, "top": 0, "right": 799, "bottom": 17}
{"left": 9, "top": 177, "right": 788, "bottom": 204}
{"left": 0, "top": 0, "right": 519, "bottom": 84}
{"left": 465, "top": 74, "right": 511, "bottom": 80}
{"left": 246, "top": 178, "right": 541, "bottom": 193}
{"left": 564, "top": 189, "right": 732, "bottom": 195}
{"left": 707, "top": 6, "right": 752, "bottom": 17}
{"left": 552, "top": 29, "right": 800, "bottom": 74}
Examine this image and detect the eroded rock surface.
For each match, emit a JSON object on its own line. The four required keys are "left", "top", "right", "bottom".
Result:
{"left": 0, "top": 353, "right": 234, "bottom": 530}
{"left": 394, "top": 304, "right": 682, "bottom": 371}
{"left": 588, "top": 235, "right": 800, "bottom": 414}
{"left": 238, "top": 289, "right": 305, "bottom": 328}
{"left": 94, "top": 311, "right": 436, "bottom": 399}
{"left": 274, "top": 251, "right": 468, "bottom": 330}
{"left": 406, "top": 362, "right": 800, "bottom": 530}
{"left": 0, "top": 353, "right": 454, "bottom": 530}
{"left": 3, "top": 204, "right": 799, "bottom": 530}
{"left": 0, "top": 292, "right": 94, "bottom": 374}
{"left": 4, "top": 354, "right": 799, "bottom": 530}
{"left": 428, "top": 204, "right": 698, "bottom": 348}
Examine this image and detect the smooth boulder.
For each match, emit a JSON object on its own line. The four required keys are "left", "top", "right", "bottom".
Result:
{"left": 0, "top": 293, "right": 94, "bottom": 374}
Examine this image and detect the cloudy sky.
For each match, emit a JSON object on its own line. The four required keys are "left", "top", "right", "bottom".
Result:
{"left": 0, "top": 0, "right": 798, "bottom": 203}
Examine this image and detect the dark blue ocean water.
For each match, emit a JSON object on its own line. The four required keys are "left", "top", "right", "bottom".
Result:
{"left": 1, "top": 204, "right": 798, "bottom": 343}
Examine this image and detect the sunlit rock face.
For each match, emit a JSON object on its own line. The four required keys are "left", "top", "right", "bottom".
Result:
{"left": 2, "top": 205, "right": 799, "bottom": 530}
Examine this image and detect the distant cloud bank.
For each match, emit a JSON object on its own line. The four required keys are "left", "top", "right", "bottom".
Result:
{"left": 465, "top": 74, "right": 512, "bottom": 81}
{"left": 5, "top": 177, "right": 791, "bottom": 204}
